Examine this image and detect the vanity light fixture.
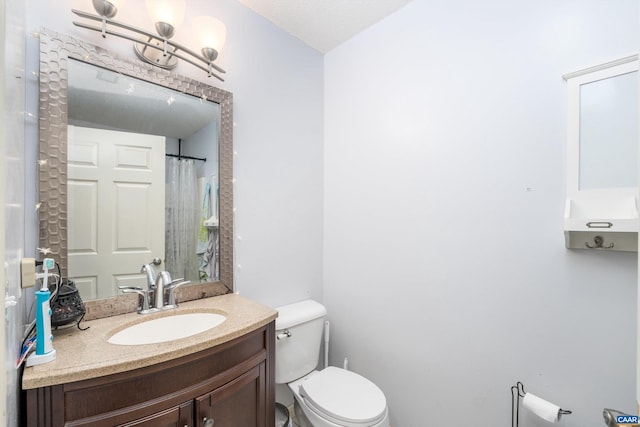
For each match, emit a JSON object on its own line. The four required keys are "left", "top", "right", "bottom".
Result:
{"left": 72, "top": 0, "right": 227, "bottom": 81}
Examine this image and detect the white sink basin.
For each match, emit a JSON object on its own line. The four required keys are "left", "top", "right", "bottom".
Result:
{"left": 108, "top": 312, "right": 227, "bottom": 345}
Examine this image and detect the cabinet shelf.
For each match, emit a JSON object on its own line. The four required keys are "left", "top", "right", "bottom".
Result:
{"left": 564, "top": 196, "right": 638, "bottom": 251}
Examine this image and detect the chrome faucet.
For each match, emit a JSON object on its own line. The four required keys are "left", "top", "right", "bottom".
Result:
{"left": 140, "top": 264, "right": 156, "bottom": 289}
{"left": 123, "top": 265, "right": 191, "bottom": 313}
{"left": 155, "top": 271, "right": 172, "bottom": 310}
{"left": 119, "top": 263, "right": 159, "bottom": 314}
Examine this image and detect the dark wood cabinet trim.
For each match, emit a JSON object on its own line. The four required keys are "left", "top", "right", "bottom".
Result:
{"left": 265, "top": 322, "right": 275, "bottom": 425}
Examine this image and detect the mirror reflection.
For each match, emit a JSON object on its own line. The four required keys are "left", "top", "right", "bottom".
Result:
{"left": 67, "top": 59, "right": 221, "bottom": 300}
{"left": 579, "top": 70, "right": 638, "bottom": 190}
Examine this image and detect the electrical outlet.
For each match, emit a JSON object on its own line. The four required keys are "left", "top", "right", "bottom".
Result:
{"left": 21, "top": 258, "right": 36, "bottom": 288}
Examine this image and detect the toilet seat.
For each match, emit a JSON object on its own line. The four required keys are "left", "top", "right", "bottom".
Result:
{"left": 299, "top": 367, "right": 387, "bottom": 426}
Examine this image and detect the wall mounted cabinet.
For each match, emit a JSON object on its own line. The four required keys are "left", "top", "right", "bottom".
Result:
{"left": 563, "top": 56, "right": 639, "bottom": 251}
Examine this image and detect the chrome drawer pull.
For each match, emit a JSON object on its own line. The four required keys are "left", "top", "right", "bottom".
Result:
{"left": 586, "top": 221, "right": 613, "bottom": 228}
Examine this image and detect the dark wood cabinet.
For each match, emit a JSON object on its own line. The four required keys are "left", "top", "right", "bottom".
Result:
{"left": 24, "top": 323, "right": 275, "bottom": 427}
{"left": 195, "top": 363, "right": 266, "bottom": 427}
{"left": 117, "top": 402, "right": 193, "bottom": 427}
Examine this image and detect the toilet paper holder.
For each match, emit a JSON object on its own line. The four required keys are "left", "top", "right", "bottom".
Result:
{"left": 511, "top": 381, "right": 572, "bottom": 427}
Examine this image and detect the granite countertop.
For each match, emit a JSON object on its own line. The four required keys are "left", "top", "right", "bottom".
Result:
{"left": 22, "top": 294, "right": 278, "bottom": 389}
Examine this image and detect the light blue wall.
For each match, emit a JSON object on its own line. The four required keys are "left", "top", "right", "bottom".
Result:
{"left": 324, "top": 1, "right": 638, "bottom": 426}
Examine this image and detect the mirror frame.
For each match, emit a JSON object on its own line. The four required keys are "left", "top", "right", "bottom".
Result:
{"left": 564, "top": 56, "right": 639, "bottom": 197}
{"left": 38, "top": 29, "right": 234, "bottom": 319}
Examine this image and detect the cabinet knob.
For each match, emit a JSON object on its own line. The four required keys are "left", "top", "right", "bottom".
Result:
{"left": 203, "top": 417, "right": 215, "bottom": 427}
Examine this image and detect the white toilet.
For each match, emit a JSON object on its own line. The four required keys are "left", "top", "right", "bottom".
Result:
{"left": 275, "top": 300, "right": 390, "bottom": 427}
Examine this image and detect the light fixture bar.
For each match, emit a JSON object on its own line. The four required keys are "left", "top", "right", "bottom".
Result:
{"left": 72, "top": 8, "right": 226, "bottom": 81}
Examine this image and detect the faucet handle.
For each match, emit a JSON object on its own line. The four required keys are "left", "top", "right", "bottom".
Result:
{"left": 119, "top": 286, "right": 156, "bottom": 314}
{"left": 164, "top": 280, "right": 191, "bottom": 309}
{"left": 118, "top": 285, "right": 142, "bottom": 291}
{"left": 166, "top": 279, "right": 190, "bottom": 290}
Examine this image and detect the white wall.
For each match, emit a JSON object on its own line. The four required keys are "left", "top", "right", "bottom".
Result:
{"left": 24, "top": 0, "right": 325, "bottom": 309}
{"left": 184, "top": 120, "right": 219, "bottom": 180}
{"left": 17, "top": 0, "right": 639, "bottom": 425}
{"left": 3, "top": 0, "right": 26, "bottom": 425}
{"left": 324, "top": 1, "right": 638, "bottom": 426}
{"left": 1, "top": 0, "right": 6, "bottom": 423}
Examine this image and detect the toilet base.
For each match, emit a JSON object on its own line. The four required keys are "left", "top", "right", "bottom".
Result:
{"left": 294, "top": 400, "right": 314, "bottom": 427}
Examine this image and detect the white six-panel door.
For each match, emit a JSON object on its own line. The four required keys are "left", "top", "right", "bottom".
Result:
{"left": 67, "top": 125, "right": 165, "bottom": 299}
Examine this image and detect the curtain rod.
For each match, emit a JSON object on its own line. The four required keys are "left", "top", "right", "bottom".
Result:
{"left": 166, "top": 153, "right": 207, "bottom": 162}
{"left": 166, "top": 138, "right": 207, "bottom": 162}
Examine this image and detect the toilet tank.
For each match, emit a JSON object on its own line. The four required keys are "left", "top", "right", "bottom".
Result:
{"left": 275, "top": 300, "right": 327, "bottom": 384}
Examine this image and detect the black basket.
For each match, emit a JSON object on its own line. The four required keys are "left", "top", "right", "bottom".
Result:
{"left": 50, "top": 279, "right": 86, "bottom": 327}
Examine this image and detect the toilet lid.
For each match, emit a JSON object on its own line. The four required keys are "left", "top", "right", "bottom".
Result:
{"left": 300, "top": 367, "right": 387, "bottom": 425}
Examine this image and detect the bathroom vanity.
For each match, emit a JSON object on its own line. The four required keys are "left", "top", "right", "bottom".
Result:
{"left": 22, "top": 295, "right": 277, "bottom": 427}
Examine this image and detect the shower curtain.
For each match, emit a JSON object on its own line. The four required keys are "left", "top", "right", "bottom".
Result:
{"left": 165, "top": 157, "right": 199, "bottom": 283}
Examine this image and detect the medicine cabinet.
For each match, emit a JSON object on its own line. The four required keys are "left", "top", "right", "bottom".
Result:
{"left": 564, "top": 56, "right": 639, "bottom": 251}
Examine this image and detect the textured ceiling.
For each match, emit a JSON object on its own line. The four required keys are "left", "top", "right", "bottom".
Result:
{"left": 235, "top": 0, "right": 413, "bottom": 53}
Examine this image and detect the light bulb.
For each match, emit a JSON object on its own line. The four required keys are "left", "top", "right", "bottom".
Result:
{"left": 146, "top": 0, "right": 186, "bottom": 37}
{"left": 194, "top": 16, "right": 227, "bottom": 60}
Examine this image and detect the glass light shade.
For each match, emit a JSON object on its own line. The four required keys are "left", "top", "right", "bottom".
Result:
{"left": 193, "top": 16, "right": 227, "bottom": 54}
{"left": 146, "top": 0, "right": 186, "bottom": 28}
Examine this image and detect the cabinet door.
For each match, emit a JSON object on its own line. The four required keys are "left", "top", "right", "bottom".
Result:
{"left": 195, "top": 364, "right": 266, "bottom": 427}
{"left": 117, "top": 401, "right": 193, "bottom": 427}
